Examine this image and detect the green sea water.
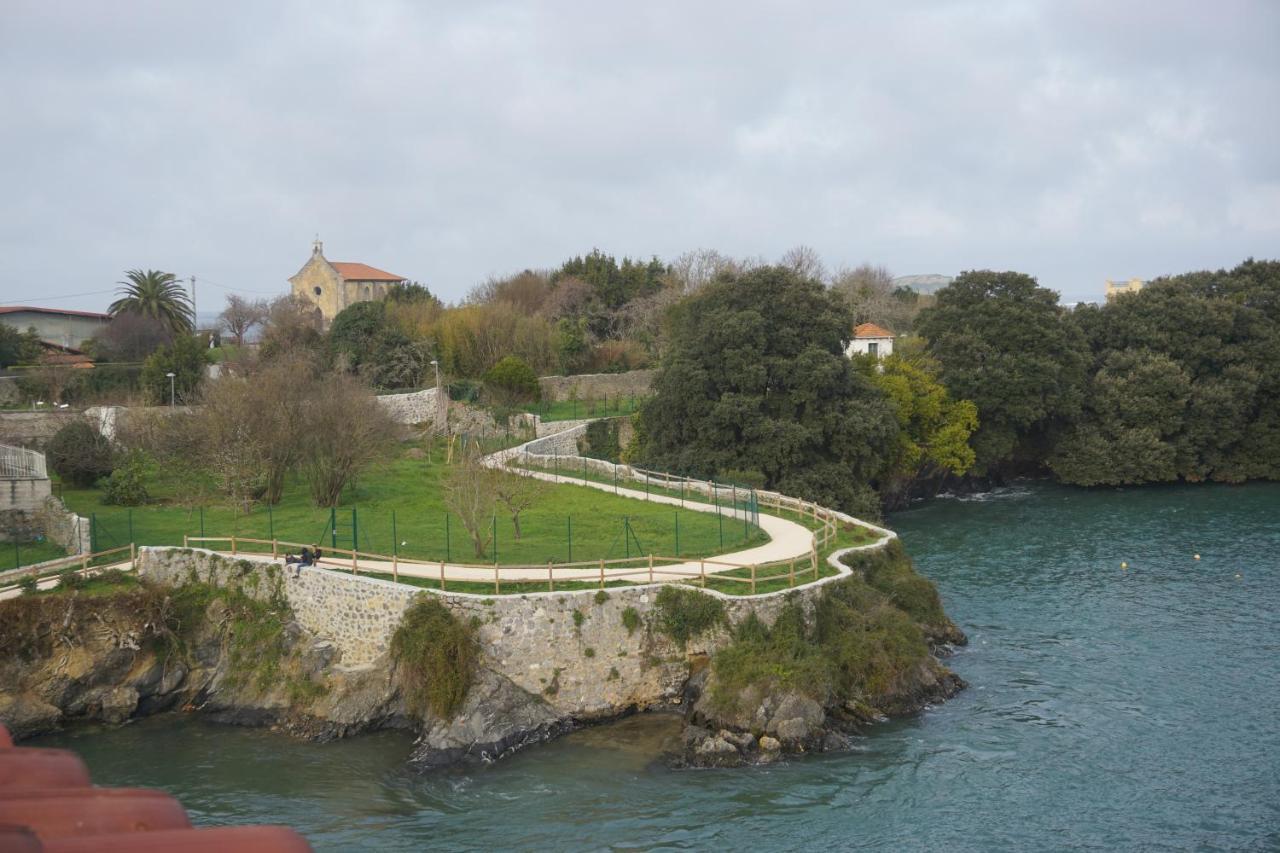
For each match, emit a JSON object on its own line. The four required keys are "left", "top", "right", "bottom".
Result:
{"left": 32, "top": 482, "right": 1280, "bottom": 851}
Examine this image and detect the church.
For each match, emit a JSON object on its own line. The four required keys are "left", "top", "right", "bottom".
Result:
{"left": 288, "top": 240, "right": 407, "bottom": 325}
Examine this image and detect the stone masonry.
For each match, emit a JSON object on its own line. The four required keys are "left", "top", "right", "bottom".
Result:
{"left": 537, "top": 369, "right": 654, "bottom": 403}
{"left": 137, "top": 537, "right": 889, "bottom": 720}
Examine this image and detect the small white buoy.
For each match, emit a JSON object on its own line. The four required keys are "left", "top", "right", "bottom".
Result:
{"left": 1235, "top": 573, "right": 1242, "bottom": 579}
{"left": 1121, "top": 561, "right": 1128, "bottom": 570}
{"left": 1194, "top": 554, "right": 1201, "bottom": 561}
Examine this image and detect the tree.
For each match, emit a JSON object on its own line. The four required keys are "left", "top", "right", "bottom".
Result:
{"left": 442, "top": 447, "right": 497, "bottom": 557}
{"left": 1050, "top": 259, "right": 1280, "bottom": 485}
{"left": 218, "top": 294, "right": 268, "bottom": 346}
{"left": 298, "top": 373, "right": 399, "bottom": 506}
{"left": 140, "top": 334, "right": 209, "bottom": 405}
{"left": 109, "top": 269, "right": 193, "bottom": 335}
{"left": 916, "top": 270, "right": 1088, "bottom": 475}
{"left": 386, "top": 281, "right": 440, "bottom": 305}
{"left": 259, "top": 295, "right": 325, "bottom": 362}
{"left": 632, "top": 265, "right": 898, "bottom": 517}
{"left": 493, "top": 464, "right": 546, "bottom": 540}
{"left": 89, "top": 313, "right": 171, "bottom": 362}
{"left": 831, "top": 263, "right": 922, "bottom": 333}
{"left": 864, "top": 353, "right": 978, "bottom": 507}
{"left": 46, "top": 419, "right": 114, "bottom": 487}
{"left": 482, "top": 356, "right": 540, "bottom": 408}
{"left": 0, "top": 325, "right": 41, "bottom": 368}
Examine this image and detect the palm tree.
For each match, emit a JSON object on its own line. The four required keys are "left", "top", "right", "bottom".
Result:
{"left": 109, "top": 269, "right": 194, "bottom": 335}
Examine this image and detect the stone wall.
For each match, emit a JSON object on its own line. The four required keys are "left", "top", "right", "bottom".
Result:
{"left": 0, "top": 378, "right": 18, "bottom": 406}
{"left": 0, "top": 411, "right": 78, "bottom": 449}
{"left": 38, "top": 496, "right": 90, "bottom": 555}
{"left": 136, "top": 543, "right": 884, "bottom": 718}
{"left": 537, "top": 370, "right": 654, "bottom": 403}
{"left": 523, "top": 423, "right": 588, "bottom": 455}
{"left": 0, "top": 478, "right": 50, "bottom": 513}
{"left": 375, "top": 388, "right": 441, "bottom": 425}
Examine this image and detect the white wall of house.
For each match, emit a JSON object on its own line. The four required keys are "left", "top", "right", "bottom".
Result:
{"left": 845, "top": 336, "right": 894, "bottom": 358}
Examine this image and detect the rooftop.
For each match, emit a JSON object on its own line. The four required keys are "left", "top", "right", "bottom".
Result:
{"left": 0, "top": 305, "right": 111, "bottom": 320}
{"left": 331, "top": 262, "right": 406, "bottom": 282}
{"left": 853, "top": 322, "right": 894, "bottom": 339}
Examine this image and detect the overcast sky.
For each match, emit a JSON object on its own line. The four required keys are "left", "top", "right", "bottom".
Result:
{"left": 1, "top": 1, "right": 1276, "bottom": 313}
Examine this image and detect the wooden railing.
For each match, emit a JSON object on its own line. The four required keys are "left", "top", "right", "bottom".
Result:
{"left": 180, "top": 533, "right": 829, "bottom": 596}
{"left": 0, "top": 544, "right": 136, "bottom": 595}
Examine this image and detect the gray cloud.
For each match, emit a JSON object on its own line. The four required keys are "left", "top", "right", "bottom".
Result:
{"left": 1, "top": 0, "right": 1276, "bottom": 311}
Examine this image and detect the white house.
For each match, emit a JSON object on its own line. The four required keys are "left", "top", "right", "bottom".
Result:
{"left": 845, "top": 323, "right": 895, "bottom": 359}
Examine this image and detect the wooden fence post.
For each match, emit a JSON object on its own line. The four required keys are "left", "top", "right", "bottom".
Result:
{"left": 272, "top": 539, "right": 278, "bottom": 559}
{"left": 648, "top": 554, "right": 654, "bottom": 584}
{"left": 231, "top": 536, "right": 237, "bottom": 556}
{"left": 789, "top": 556, "right": 795, "bottom": 587}
{"left": 130, "top": 543, "right": 136, "bottom": 572}
{"left": 351, "top": 548, "right": 358, "bottom": 575}
{"left": 494, "top": 564, "right": 500, "bottom": 595}
{"left": 751, "top": 564, "right": 756, "bottom": 594}
{"left": 392, "top": 552, "right": 399, "bottom": 583}
{"left": 183, "top": 535, "right": 189, "bottom": 548}
{"left": 439, "top": 560, "right": 445, "bottom": 591}
{"left": 700, "top": 559, "right": 706, "bottom": 587}
{"left": 548, "top": 560, "right": 554, "bottom": 593}
{"left": 599, "top": 559, "right": 605, "bottom": 589}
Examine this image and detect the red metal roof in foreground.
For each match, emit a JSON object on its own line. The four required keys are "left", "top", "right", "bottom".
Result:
{"left": 853, "top": 322, "right": 894, "bottom": 339}
{"left": 0, "top": 722, "right": 313, "bottom": 851}
{"left": 330, "top": 262, "right": 405, "bottom": 282}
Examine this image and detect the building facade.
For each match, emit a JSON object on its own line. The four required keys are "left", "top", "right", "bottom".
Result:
{"left": 846, "top": 322, "right": 895, "bottom": 359}
{"left": 288, "top": 240, "right": 407, "bottom": 325}
{"left": 0, "top": 307, "right": 111, "bottom": 350}
{"left": 1105, "top": 278, "right": 1146, "bottom": 300}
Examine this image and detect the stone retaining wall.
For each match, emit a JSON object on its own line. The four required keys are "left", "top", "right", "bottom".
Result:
{"left": 136, "top": 541, "right": 885, "bottom": 717}
{"left": 38, "top": 496, "right": 90, "bottom": 555}
{"left": 0, "top": 411, "right": 78, "bottom": 449}
{"left": 375, "top": 389, "right": 441, "bottom": 425}
{"left": 537, "top": 370, "right": 654, "bottom": 403}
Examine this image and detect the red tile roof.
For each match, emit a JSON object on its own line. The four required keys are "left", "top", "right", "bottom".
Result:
{"left": 853, "top": 322, "right": 894, "bottom": 339}
{"left": 0, "top": 305, "right": 111, "bottom": 320}
{"left": 330, "top": 262, "right": 405, "bottom": 282}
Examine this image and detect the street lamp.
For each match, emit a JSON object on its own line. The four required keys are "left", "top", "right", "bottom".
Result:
{"left": 430, "top": 359, "right": 444, "bottom": 433}
{"left": 166, "top": 372, "right": 176, "bottom": 409}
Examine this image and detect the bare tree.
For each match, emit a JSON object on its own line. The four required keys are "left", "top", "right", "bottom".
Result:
{"left": 830, "top": 263, "right": 920, "bottom": 331}
{"left": 259, "top": 294, "right": 325, "bottom": 360}
{"left": 299, "top": 373, "right": 399, "bottom": 507}
{"left": 90, "top": 312, "right": 172, "bottom": 361}
{"left": 668, "top": 248, "right": 736, "bottom": 294}
{"left": 494, "top": 463, "right": 546, "bottom": 540}
{"left": 779, "top": 245, "right": 828, "bottom": 282}
{"left": 442, "top": 448, "right": 498, "bottom": 557}
{"left": 218, "top": 294, "right": 268, "bottom": 346}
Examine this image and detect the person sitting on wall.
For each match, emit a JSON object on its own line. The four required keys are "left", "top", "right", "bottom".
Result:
{"left": 284, "top": 546, "right": 315, "bottom": 577}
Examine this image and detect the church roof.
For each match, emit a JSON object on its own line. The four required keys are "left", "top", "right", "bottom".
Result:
{"left": 331, "top": 262, "right": 405, "bottom": 282}
{"left": 853, "top": 322, "right": 894, "bottom": 339}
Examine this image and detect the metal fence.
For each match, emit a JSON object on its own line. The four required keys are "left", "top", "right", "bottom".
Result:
{"left": 0, "top": 443, "right": 47, "bottom": 480}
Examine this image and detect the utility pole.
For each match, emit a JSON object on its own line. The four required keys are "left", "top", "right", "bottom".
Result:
{"left": 189, "top": 275, "right": 197, "bottom": 333}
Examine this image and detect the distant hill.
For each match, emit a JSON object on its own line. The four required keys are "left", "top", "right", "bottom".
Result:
{"left": 893, "top": 274, "right": 952, "bottom": 295}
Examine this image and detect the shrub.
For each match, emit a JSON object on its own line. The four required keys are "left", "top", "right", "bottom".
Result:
{"left": 140, "top": 333, "right": 209, "bottom": 405}
{"left": 594, "top": 590, "right": 610, "bottom": 605}
{"left": 46, "top": 420, "right": 114, "bottom": 487}
{"left": 102, "top": 456, "right": 150, "bottom": 506}
{"left": 621, "top": 606, "right": 641, "bottom": 635}
{"left": 18, "top": 575, "right": 37, "bottom": 596}
{"left": 572, "top": 609, "right": 585, "bottom": 628}
{"left": 654, "top": 586, "right": 726, "bottom": 648}
{"left": 583, "top": 647, "right": 596, "bottom": 658}
{"left": 390, "top": 596, "right": 478, "bottom": 718}
{"left": 482, "top": 356, "right": 541, "bottom": 407}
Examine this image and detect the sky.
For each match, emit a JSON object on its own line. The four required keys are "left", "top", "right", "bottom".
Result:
{"left": 0, "top": 0, "right": 1277, "bottom": 313}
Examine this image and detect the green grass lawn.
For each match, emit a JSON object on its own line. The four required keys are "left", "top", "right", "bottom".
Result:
{"left": 60, "top": 444, "right": 767, "bottom": 567}
{"left": 523, "top": 396, "right": 648, "bottom": 422}
{"left": 0, "top": 539, "right": 68, "bottom": 571}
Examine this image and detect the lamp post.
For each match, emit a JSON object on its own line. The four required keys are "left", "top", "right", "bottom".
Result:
{"left": 166, "top": 372, "right": 176, "bottom": 409}
{"left": 430, "top": 359, "right": 444, "bottom": 434}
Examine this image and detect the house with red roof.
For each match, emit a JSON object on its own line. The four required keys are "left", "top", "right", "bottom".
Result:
{"left": 288, "top": 240, "right": 408, "bottom": 325}
{"left": 845, "top": 322, "right": 895, "bottom": 359}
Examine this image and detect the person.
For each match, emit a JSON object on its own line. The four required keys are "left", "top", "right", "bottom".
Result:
{"left": 285, "top": 546, "right": 314, "bottom": 577}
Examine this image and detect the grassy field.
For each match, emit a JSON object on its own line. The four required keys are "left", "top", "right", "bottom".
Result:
{"left": 59, "top": 443, "right": 767, "bottom": 567}
{"left": 0, "top": 539, "right": 67, "bottom": 571}
{"left": 523, "top": 396, "right": 647, "bottom": 422}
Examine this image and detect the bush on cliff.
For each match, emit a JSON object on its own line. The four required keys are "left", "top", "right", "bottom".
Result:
{"left": 840, "top": 539, "right": 948, "bottom": 626}
{"left": 654, "top": 585, "right": 726, "bottom": 648}
{"left": 708, "top": 576, "right": 933, "bottom": 715}
{"left": 391, "top": 596, "right": 478, "bottom": 718}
